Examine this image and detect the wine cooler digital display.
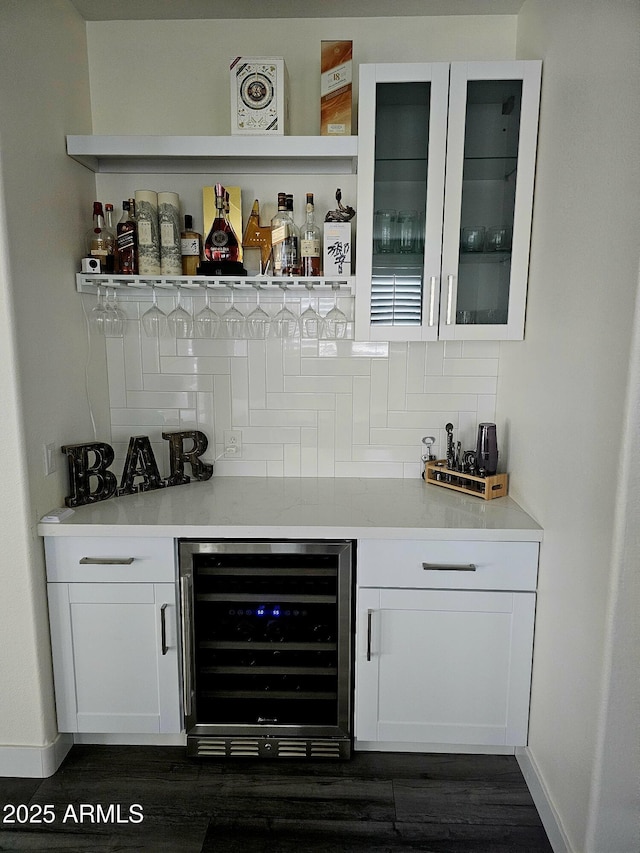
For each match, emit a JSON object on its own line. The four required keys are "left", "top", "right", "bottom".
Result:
{"left": 179, "top": 540, "right": 354, "bottom": 759}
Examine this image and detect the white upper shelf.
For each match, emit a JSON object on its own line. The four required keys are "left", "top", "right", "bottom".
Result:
{"left": 66, "top": 135, "right": 359, "bottom": 175}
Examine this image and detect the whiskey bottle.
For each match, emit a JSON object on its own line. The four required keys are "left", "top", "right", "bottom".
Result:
{"left": 204, "top": 183, "right": 240, "bottom": 262}
{"left": 103, "top": 203, "right": 116, "bottom": 273}
{"left": 180, "top": 214, "right": 203, "bottom": 276}
{"left": 270, "top": 192, "right": 288, "bottom": 276}
{"left": 116, "top": 199, "right": 138, "bottom": 275}
{"left": 85, "top": 201, "right": 108, "bottom": 270}
{"left": 300, "top": 193, "right": 321, "bottom": 276}
{"left": 283, "top": 194, "right": 300, "bottom": 276}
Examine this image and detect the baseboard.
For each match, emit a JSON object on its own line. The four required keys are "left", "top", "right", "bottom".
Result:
{"left": 516, "top": 746, "right": 574, "bottom": 853}
{"left": 0, "top": 733, "right": 73, "bottom": 778}
{"left": 354, "top": 740, "right": 516, "bottom": 754}
{"left": 73, "top": 733, "right": 187, "bottom": 746}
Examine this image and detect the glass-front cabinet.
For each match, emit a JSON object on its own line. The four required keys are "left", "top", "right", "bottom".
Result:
{"left": 355, "top": 61, "right": 542, "bottom": 341}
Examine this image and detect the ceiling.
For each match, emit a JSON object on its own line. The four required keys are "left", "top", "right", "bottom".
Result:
{"left": 69, "top": 0, "right": 526, "bottom": 21}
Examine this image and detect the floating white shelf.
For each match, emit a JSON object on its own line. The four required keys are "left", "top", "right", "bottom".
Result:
{"left": 66, "top": 135, "right": 359, "bottom": 175}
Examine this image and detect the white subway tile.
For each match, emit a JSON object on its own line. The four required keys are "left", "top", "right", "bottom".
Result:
{"left": 317, "top": 411, "right": 336, "bottom": 477}
{"left": 111, "top": 408, "right": 180, "bottom": 426}
{"left": 250, "top": 410, "right": 318, "bottom": 427}
{"left": 352, "top": 376, "right": 372, "bottom": 444}
{"left": 388, "top": 343, "right": 407, "bottom": 410}
{"left": 230, "top": 356, "right": 250, "bottom": 427}
{"left": 267, "top": 392, "right": 336, "bottom": 410}
{"left": 126, "top": 390, "right": 196, "bottom": 409}
{"left": 144, "top": 373, "right": 213, "bottom": 392}
{"left": 284, "top": 375, "right": 353, "bottom": 394}
{"left": 443, "top": 358, "right": 499, "bottom": 377}
{"left": 160, "top": 356, "right": 230, "bottom": 375}
{"left": 462, "top": 340, "right": 501, "bottom": 358}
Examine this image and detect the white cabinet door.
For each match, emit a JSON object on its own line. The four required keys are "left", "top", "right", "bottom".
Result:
{"left": 355, "top": 60, "right": 541, "bottom": 342}
{"left": 48, "top": 582, "right": 181, "bottom": 734}
{"left": 355, "top": 587, "right": 535, "bottom": 748}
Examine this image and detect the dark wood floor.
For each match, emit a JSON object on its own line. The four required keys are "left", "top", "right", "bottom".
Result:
{"left": 0, "top": 746, "right": 553, "bottom": 852}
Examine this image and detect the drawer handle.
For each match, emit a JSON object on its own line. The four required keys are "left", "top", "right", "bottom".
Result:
{"left": 160, "top": 603, "right": 168, "bottom": 656}
{"left": 422, "top": 562, "right": 477, "bottom": 572}
{"left": 79, "top": 557, "right": 135, "bottom": 565}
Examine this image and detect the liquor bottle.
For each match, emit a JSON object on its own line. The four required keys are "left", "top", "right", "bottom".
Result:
{"left": 283, "top": 194, "right": 300, "bottom": 276}
{"left": 181, "top": 214, "right": 203, "bottom": 275}
{"left": 300, "top": 193, "right": 321, "bottom": 276}
{"left": 158, "top": 191, "right": 182, "bottom": 275}
{"left": 204, "top": 183, "right": 240, "bottom": 262}
{"left": 116, "top": 199, "right": 138, "bottom": 275}
{"left": 85, "top": 201, "right": 108, "bottom": 270}
{"left": 135, "top": 190, "right": 160, "bottom": 275}
{"left": 270, "top": 192, "right": 288, "bottom": 276}
{"left": 103, "top": 203, "right": 116, "bottom": 273}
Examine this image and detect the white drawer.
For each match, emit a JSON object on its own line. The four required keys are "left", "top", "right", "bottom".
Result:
{"left": 44, "top": 537, "right": 176, "bottom": 583}
{"left": 357, "top": 539, "right": 538, "bottom": 591}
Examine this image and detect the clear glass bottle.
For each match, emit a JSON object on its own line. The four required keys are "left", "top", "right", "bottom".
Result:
{"left": 204, "top": 183, "right": 240, "bottom": 262}
{"left": 103, "top": 203, "right": 116, "bottom": 273}
{"left": 282, "top": 194, "right": 300, "bottom": 276}
{"left": 116, "top": 198, "right": 138, "bottom": 275}
{"left": 181, "top": 214, "right": 203, "bottom": 275}
{"left": 85, "top": 201, "right": 107, "bottom": 269}
{"left": 270, "top": 191, "right": 288, "bottom": 277}
{"left": 300, "top": 193, "right": 321, "bottom": 276}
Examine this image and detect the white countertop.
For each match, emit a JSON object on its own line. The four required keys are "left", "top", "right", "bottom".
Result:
{"left": 38, "top": 477, "right": 542, "bottom": 542}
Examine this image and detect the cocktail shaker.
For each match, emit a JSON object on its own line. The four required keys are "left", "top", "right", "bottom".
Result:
{"left": 475, "top": 423, "right": 498, "bottom": 476}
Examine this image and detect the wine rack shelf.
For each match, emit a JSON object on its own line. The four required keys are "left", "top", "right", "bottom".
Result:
{"left": 76, "top": 273, "right": 355, "bottom": 295}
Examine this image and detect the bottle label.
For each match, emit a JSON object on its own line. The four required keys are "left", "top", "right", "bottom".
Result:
{"left": 138, "top": 220, "right": 153, "bottom": 245}
{"left": 301, "top": 239, "right": 320, "bottom": 258}
{"left": 210, "top": 230, "right": 229, "bottom": 248}
{"left": 181, "top": 237, "right": 200, "bottom": 256}
{"left": 271, "top": 224, "right": 287, "bottom": 246}
{"left": 161, "top": 222, "right": 177, "bottom": 246}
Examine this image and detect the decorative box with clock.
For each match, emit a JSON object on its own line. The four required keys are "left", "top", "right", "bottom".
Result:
{"left": 230, "top": 57, "right": 289, "bottom": 135}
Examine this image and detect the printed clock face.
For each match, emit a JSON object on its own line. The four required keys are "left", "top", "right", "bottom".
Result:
{"left": 240, "top": 73, "right": 274, "bottom": 111}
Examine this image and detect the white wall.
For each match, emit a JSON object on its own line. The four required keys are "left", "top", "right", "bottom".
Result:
{"left": 87, "top": 16, "right": 518, "bottom": 477}
{"left": 504, "top": 2, "right": 640, "bottom": 850}
{"left": 0, "top": 1, "right": 104, "bottom": 760}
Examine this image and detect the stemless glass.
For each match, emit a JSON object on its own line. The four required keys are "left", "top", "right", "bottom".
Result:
{"left": 221, "top": 286, "right": 245, "bottom": 338}
{"left": 271, "top": 287, "right": 300, "bottom": 339}
{"left": 141, "top": 285, "right": 168, "bottom": 338}
{"left": 245, "top": 286, "right": 271, "bottom": 339}
{"left": 321, "top": 287, "right": 348, "bottom": 340}
{"left": 103, "top": 287, "right": 126, "bottom": 337}
{"left": 300, "top": 288, "right": 322, "bottom": 339}
{"left": 167, "top": 286, "right": 193, "bottom": 338}
{"left": 194, "top": 286, "right": 220, "bottom": 338}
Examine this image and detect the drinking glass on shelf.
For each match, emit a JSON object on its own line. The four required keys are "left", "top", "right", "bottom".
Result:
{"left": 221, "top": 286, "right": 246, "bottom": 338}
{"left": 321, "top": 287, "right": 348, "bottom": 340}
{"left": 89, "top": 285, "right": 108, "bottom": 335}
{"left": 167, "top": 286, "right": 193, "bottom": 338}
{"left": 374, "top": 209, "right": 396, "bottom": 253}
{"left": 194, "top": 287, "right": 220, "bottom": 338}
{"left": 271, "top": 287, "right": 300, "bottom": 339}
{"left": 103, "top": 287, "right": 126, "bottom": 337}
{"left": 299, "top": 288, "right": 322, "bottom": 339}
{"left": 245, "top": 286, "right": 271, "bottom": 339}
{"left": 141, "top": 286, "right": 168, "bottom": 338}
{"left": 397, "top": 209, "right": 418, "bottom": 254}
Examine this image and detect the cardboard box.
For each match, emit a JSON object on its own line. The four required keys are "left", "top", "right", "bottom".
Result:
{"left": 202, "top": 186, "right": 243, "bottom": 262}
{"left": 230, "top": 57, "right": 288, "bottom": 135}
{"left": 321, "top": 41, "right": 352, "bottom": 136}
{"left": 323, "top": 221, "right": 351, "bottom": 276}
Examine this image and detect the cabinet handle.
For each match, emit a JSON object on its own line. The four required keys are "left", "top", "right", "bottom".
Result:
{"left": 428, "top": 276, "right": 437, "bottom": 326}
{"left": 180, "top": 575, "right": 193, "bottom": 718}
{"left": 79, "top": 556, "right": 135, "bottom": 565}
{"left": 160, "top": 603, "right": 168, "bottom": 655}
{"left": 446, "top": 275, "right": 455, "bottom": 325}
{"left": 366, "top": 609, "right": 374, "bottom": 661}
{"left": 422, "top": 562, "right": 477, "bottom": 572}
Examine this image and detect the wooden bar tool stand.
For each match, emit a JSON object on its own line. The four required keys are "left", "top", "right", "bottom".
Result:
{"left": 424, "top": 460, "right": 509, "bottom": 501}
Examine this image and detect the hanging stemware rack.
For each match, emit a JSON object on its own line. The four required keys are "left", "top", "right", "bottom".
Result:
{"left": 76, "top": 273, "right": 355, "bottom": 296}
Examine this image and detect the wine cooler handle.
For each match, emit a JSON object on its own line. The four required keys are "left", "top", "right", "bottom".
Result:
{"left": 180, "top": 575, "right": 193, "bottom": 718}
{"left": 422, "top": 562, "right": 477, "bottom": 572}
{"left": 428, "top": 276, "right": 437, "bottom": 327}
{"left": 366, "top": 609, "right": 374, "bottom": 662}
{"left": 79, "top": 556, "right": 134, "bottom": 565}
{"left": 446, "top": 275, "right": 455, "bottom": 325}
{"left": 160, "top": 603, "right": 168, "bottom": 656}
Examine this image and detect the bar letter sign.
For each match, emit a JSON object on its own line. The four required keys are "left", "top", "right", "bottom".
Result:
{"left": 61, "top": 431, "right": 213, "bottom": 508}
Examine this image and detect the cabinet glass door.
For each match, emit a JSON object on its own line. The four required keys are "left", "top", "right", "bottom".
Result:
{"left": 441, "top": 62, "right": 541, "bottom": 340}
{"left": 355, "top": 64, "right": 449, "bottom": 341}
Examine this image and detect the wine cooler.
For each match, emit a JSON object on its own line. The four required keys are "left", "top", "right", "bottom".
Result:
{"left": 178, "top": 540, "right": 354, "bottom": 759}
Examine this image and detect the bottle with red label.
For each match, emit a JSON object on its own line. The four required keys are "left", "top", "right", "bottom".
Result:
{"left": 204, "top": 183, "right": 240, "bottom": 262}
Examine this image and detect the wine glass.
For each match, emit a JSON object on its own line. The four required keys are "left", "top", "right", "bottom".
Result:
{"left": 89, "top": 285, "right": 108, "bottom": 335}
{"left": 167, "top": 286, "right": 193, "bottom": 338}
{"left": 103, "top": 287, "right": 126, "bottom": 337}
{"left": 245, "top": 286, "right": 271, "bottom": 339}
{"left": 221, "top": 286, "right": 245, "bottom": 338}
{"left": 321, "top": 287, "right": 348, "bottom": 340}
{"left": 141, "top": 285, "right": 168, "bottom": 338}
{"left": 299, "top": 288, "right": 322, "bottom": 339}
{"left": 271, "top": 287, "right": 300, "bottom": 339}
{"left": 194, "top": 286, "right": 220, "bottom": 338}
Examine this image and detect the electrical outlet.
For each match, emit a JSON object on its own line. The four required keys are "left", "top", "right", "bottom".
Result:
{"left": 43, "top": 442, "right": 57, "bottom": 475}
{"left": 224, "top": 430, "right": 242, "bottom": 458}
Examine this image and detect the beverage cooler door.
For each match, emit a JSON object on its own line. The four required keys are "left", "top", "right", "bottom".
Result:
{"left": 355, "top": 63, "right": 450, "bottom": 342}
